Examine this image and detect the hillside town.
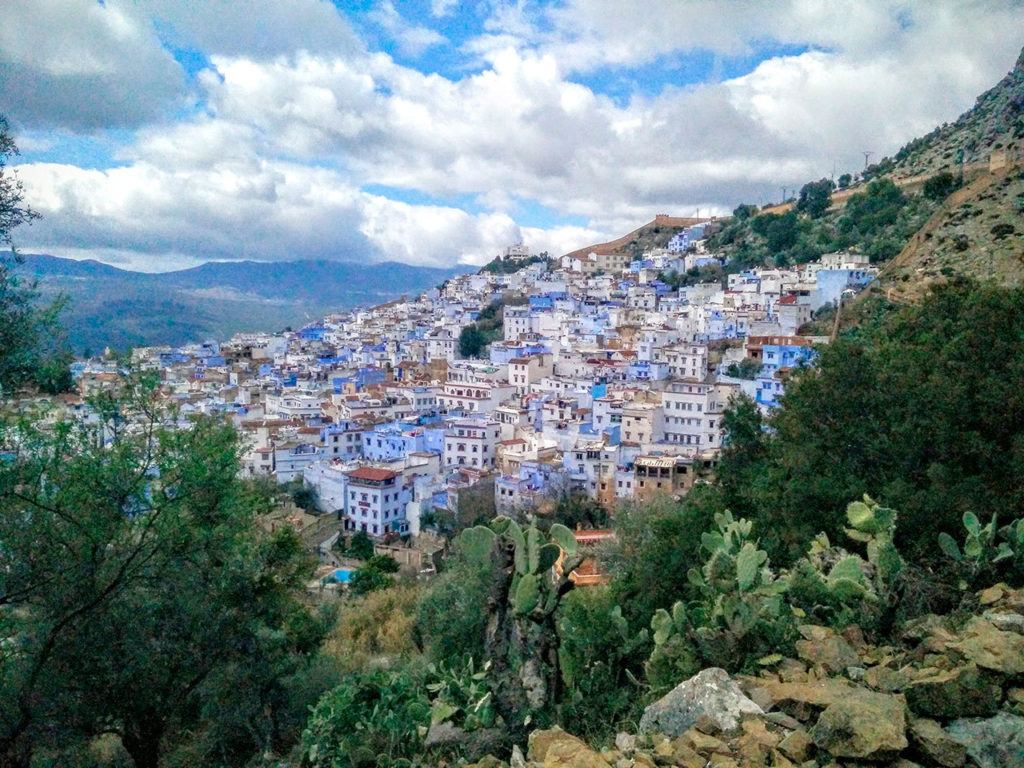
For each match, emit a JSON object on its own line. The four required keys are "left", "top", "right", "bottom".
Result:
{"left": 58, "top": 216, "right": 880, "bottom": 585}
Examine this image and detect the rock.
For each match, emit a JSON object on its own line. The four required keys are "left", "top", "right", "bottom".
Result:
{"left": 951, "top": 617, "right": 1024, "bottom": 674}
{"left": 984, "top": 611, "right": 1024, "bottom": 635}
{"left": 639, "top": 668, "right": 763, "bottom": 738}
{"left": 668, "top": 738, "right": 705, "bottom": 768}
{"left": 777, "top": 729, "right": 814, "bottom": 763}
{"left": 763, "top": 711, "right": 803, "bottom": 730}
{"left": 809, "top": 690, "right": 908, "bottom": 759}
{"left": 742, "top": 717, "right": 781, "bottom": 748}
{"left": 510, "top": 744, "right": 526, "bottom": 768}
{"left": 742, "top": 678, "right": 853, "bottom": 721}
{"left": 909, "top": 717, "right": 967, "bottom": 767}
{"left": 423, "top": 721, "right": 465, "bottom": 749}
{"left": 677, "top": 729, "right": 729, "bottom": 755}
{"left": 528, "top": 728, "right": 590, "bottom": 762}
{"left": 946, "top": 712, "right": 1024, "bottom": 768}
{"left": 978, "top": 584, "right": 1005, "bottom": 605}
{"left": 543, "top": 738, "right": 611, "bottom": 768}
{"left": 864, "top": 664, "right": 911, "bottom": 692}
{"left": 904, "top": 664, "right": 1003, "bottom": 718}
{"left": 613, "top": 733, "right": 635, "bottom": 754}
{"left": 795, "top": 625, "right": 860, "bottom": 673}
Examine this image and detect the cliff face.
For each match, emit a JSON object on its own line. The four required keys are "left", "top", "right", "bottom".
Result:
{"left": 467, "top": 583, "right": 1024, "bottom": 768}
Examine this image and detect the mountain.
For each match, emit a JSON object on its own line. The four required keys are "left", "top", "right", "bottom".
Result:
{"left": 19, "top": 254, "right": 468, "bottom": 353}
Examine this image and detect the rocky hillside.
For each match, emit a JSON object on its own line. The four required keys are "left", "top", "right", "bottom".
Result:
{"left": 876, "top": 167, "right": 1024, "bottom": 300}
{"left": 468, "top": 583, "right": 1024, "bottom": 768}
{"left": 890, "top": 48, "right": 1024, "bottom": 180}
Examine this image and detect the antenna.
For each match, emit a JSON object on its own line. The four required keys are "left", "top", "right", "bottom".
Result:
{"left": 862, "top": 151, "right": 874, "bottom": 169}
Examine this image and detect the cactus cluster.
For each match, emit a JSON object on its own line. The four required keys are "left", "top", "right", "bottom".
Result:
{"left": 938, "top": 511, "right": 1024, "bottom": 587}
{"left": 460, "top": 517, "right": 579, "bottom": 617}
{"left": 645, "top": 511, "right": 794, "bottom": 687}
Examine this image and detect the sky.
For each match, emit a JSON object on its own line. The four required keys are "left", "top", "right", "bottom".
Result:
{"left": 1, "top": 1, "right": 1022, "bottom": 272}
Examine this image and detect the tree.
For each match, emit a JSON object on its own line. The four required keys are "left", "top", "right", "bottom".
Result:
{"left": 714, "top": 280, "right": 1024, "bottom": 565}
{"left": 837, "top": 173, "right": 853, "bottom": 189}
{"left": 347, "top": 529, "right": 375, "bottom": 560}
{"left": 550, "top": 491, "right": 609, "bottom": 530}
{"left": 0, "top": 115, "right": 73, "bottom": 394}
{"left": 0, "top": 373, "right": 321, "bottom": 767}
{"left": 923, "top": 170, "right": 960, "bottom": 201}
{"left": 349, "top": 555, "right": 400, "bottom": 597}
{"left": 796, "top": 178, "right": 834, "bottom": 218}
{"left": 459, "top": 324, "right": 487, "bottom": 358}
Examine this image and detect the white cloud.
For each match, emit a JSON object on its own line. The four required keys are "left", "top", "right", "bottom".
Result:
{"left": 6, "top": 0, "right": 1024, "bottom": 272}
{"left": 0, "top": 0, "right": 185, "bottom": 130}
{"left": 368, "top": 1, "right": 446, "bottom": 57}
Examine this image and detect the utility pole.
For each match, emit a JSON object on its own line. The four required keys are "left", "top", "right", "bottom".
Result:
{"left": 862, "top": 151, "right": 874, "bottom": 170}
{"left": 781, "top": 187, "right": 787, "bottom": 204}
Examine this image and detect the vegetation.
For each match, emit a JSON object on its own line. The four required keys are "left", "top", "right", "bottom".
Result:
{"left": 657, "top": 263, "right": 724, "bottom": 289}
{"left": 459, "top": 296, "right": 525, "bottom": 358}
{"left": 0, "top": 374, "right": 328, "bottom": 767}
{"left": 708, "top": 178, "right": 938, "bottom": 270}
{"left": 479, "top": 253, "right": 550, "bottom": 275}
{"left": 713, "top": 279, "right": 1024, "bottom": 565}
{"left": 0, "top": 118, "right": 73, "bottom": 394}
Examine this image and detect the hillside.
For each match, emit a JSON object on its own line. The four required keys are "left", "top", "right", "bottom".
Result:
{"left": 562, "top": 214, "right": 707, "bottom": 261}
{"left": 20, "top": 255, "right": 467, "bottom": 353}
{"left": 889, "top": 47, "right": 1024, "bottom": 180}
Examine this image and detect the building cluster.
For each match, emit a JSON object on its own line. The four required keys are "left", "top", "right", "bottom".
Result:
{"left": 67, "top": 222, "right": 878, "bottom": 545}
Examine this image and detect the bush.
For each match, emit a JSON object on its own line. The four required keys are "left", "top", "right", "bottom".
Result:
{"left": 323, "top": 586, "right": 421, "bottom": 672}
{"left": 302, "top": 669, "right": 430, "bottom": 768}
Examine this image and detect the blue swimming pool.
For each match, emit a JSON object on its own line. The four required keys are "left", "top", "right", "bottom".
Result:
{"left": 331, "top": 568, "right": 355, "bottom": 584}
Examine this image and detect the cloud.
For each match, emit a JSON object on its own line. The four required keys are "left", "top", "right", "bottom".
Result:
{"left": 6, "top": 0, "right": 1024, "bottom": 272}
{"left": 368, "top": 1, "right": 446, "bottom": 57}
{"left": 0, "top": 0, "right": 185, "bottom": 130}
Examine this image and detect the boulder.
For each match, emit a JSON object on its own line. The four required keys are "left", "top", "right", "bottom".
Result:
{"left": 742, "top": 677, "right": 853, "bottom": 722}
{"left": 777, "top": 729, "right": 814, "bottom": 763}
{"left": 528, "top": 729, "right": 590, "bottom": 762}
{"left": 639, "top": 668, "right": 763, "bottom": 737}
{"left": 909, "top": 717, "right": 967, "bottom": 767}
{"left": 946, "top": 713, "right": 1024, "bottom": 768}
{"left": 795, "top": 625, "right": 861, "bottom": 673}
{"left": 904, "top": 663, "right": 1003, "bottom": 718}
{"left": 809, "top": 690, "right": 908, "bottom": 759}
{"left": 950, "top": 617, "right": 1024, "bottom": 674}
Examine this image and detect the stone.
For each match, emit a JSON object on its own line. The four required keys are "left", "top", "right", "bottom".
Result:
{"left": 423, "top": 721, "right": 465, "bottom": 749}
{"left": 864, "top": 664, "right": 911, "bottom": 692}
{"left": 795, "top": 625, "right": 861, "bottom": 673}
{"left": 978, "top": 585, "right": 1006, "bottom": 605}
{"left": 946, "top": 713, "right": 1024, "bottom": 768}
{"left": 984, "top": 611, "right": 1024, "bottom": 635}
{"left": 631, "top": 753, "right": 656, "bottom": 768}
{"left": 543, "top": 738, "right": 611, "bottom": 768}
{"left": 742, "top": 717, "right": 781, "bottom": 748}
{"left": 909, "top": 717, "right": 967, "bottom": 767}
{"left": 668, "top": 739, "right": 705, "bottom": 768}
{"left": 743, "top": 678, "right": 853, "bottom": 721}
{"left": 763, "top": 711, "right": 803, "bottom": 730}
{"left": 777, "top": 729, "right": 813, "bottom": 763}
{"left": 707, "top": 755, "right": 738, "bottom": 768}
{"left": 769, "top": 749, "right": 795, "bottom": 768}
{"left": 809, "top": 690, "right": 908, "bottom": 759}
{"left": 613, "top": 733, "right": 635, "bottom": 754}
{"left": 951, "top": 617, "right": 1024, "bottom": 674}
{"left": 510, "top": 744, "right": 527, "bottom": 768}
{"left": 528, "top": 729, "right": 590, "bottom": 763}
{"left": 639, "top": 668, "right": 763, "bottom": 738}
{"left": 904, "top": 664, "right": 1003, "bottom": 718}
{"left": 677, "top": 729, "right": 729, "bottom": 755}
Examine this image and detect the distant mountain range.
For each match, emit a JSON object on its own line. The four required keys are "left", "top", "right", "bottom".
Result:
{"left": 19, "top": 254, "right": 469, "bottom": 353}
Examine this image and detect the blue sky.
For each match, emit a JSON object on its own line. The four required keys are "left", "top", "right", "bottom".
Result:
{"left": 2, "top": 0, "right": 1022, "bottom": 270}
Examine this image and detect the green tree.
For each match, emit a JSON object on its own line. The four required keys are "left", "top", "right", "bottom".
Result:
{"left": 0, "top": 116, "right": 73, "bottom": 394}
{"left": 349, "top": 555, "right": 400, "bottom": 597}
{"left": 346, "top": 529, "right": 375, "bottom": 560}
{"left": 923, "top": 170, "right": 960, "bottom": 201}
{"left": 459, "top": 324, "right": 487, "bottom": 358}
{"left": 796, "top": 178, "right": 834, "bottom": 218}
{"left": 0, "top": 373, "right": 322, "bottom": 767}
{"left": 716, "top": 280, "right": 1024, "bottom": 565}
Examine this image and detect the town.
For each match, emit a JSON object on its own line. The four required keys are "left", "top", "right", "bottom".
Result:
{"left": 60, "top": 215, "right": 879, "bottom": 589}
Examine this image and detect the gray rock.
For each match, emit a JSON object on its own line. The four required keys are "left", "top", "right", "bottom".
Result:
{"left": 946, "top": 713, "right": 1024, "bottom": 768}
{"left": 984, "top": 611, "right": 1024, "bottom": 635}
{"left": 810, "top": 689, "right": 908, "bottom": 759}
{"left": 614, "top": 732, "right": 636, "bottom": 753}
{"left": 510, "top": 744, "right": 526, "bottom": 768}
{"left": 639, "top": 667, "right": 763, "bottom": 737}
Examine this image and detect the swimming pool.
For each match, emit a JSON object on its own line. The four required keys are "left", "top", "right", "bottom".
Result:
{"left": 331, "top": 568, "right": 355, "bottom": 584}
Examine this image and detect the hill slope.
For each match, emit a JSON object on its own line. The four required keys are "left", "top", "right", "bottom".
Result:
{"left": 562, "top": 214, "right": 706, "bottom": 261}
{"left": 20, "top": 255, "right": 467, "bottom": 353}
